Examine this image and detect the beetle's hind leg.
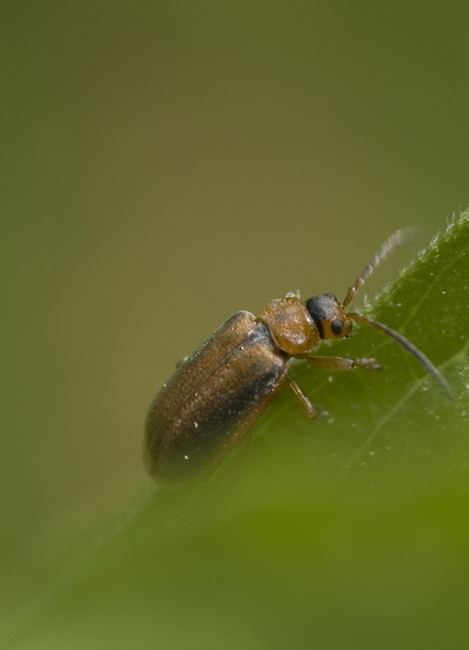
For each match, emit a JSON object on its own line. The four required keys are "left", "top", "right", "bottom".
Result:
{"left": 287, "top": 377, "right": 318, "bottom": 419}
{"left": 303, "top": 355, "right": 381, "bottom": 371}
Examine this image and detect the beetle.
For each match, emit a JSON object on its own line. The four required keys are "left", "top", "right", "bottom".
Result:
{"left": 144, "top": 230, "right": 451, "bottom": 488}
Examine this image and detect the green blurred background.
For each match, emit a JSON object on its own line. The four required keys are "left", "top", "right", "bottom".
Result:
{"left": 2, "top": 0, "right": 469, "bottom": 592}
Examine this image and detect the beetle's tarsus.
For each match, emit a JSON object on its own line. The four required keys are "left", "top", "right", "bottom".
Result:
{"left": 351, "top": 358, "right": 381, "bottom": 370}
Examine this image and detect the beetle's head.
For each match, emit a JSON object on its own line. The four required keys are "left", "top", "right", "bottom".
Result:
{"left": 303, "top": 229, "right": 452, "bottom": 399}
{"left": 305, "top": 294, "right": 353, "bottom": 340}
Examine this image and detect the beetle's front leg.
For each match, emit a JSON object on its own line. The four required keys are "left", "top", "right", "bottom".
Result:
{"left": 303, "top": 355, "right": 381, "bottom": 371}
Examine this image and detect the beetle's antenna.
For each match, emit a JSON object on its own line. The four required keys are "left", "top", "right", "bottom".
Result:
{"left": 342, "top": 228, "right": 420, "bottom": 307}
{"left": 349, "top": 312, "right": 452, "bottom": 398}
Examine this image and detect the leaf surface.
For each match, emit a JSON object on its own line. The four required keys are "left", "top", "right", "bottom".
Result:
{"left": 3, "top": 212, "right": 469, "bottom": 650}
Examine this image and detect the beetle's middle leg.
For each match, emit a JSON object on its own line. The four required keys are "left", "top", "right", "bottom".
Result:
{"left": 287, "top": 377, "right": 318, "bottom": 419}
{"left": 303, "top": 355, "right": 381, "bottom": 371}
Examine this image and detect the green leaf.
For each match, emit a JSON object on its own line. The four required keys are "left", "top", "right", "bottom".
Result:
{"left": 3, "top": 213, "right": 469, "bottom": 650}
{"left": 250, "top": 210, "right": 469, "bottom": 492}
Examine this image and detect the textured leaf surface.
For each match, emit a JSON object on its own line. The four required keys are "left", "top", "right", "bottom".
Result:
{"left": 2, "top": 213, "right": 469, "bottom": 650}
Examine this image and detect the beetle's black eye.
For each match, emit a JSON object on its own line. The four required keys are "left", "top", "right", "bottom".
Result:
{"left": 331, "top": 319, "right": 344, "bottom": 336}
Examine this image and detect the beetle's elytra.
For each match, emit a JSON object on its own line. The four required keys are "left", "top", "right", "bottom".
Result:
{"left": 144, "top": 230, "right": 451, "bottom": 488}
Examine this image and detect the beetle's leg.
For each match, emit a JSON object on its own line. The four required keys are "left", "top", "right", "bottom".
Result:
{"left": 304, "top": 355, "right": 381, "bottom": 371}
{"left": 287, "top": 377, "right": 318, "bottom": 419}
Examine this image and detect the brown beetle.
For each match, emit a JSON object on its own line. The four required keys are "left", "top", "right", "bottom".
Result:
{"left": 144, "top": 230, "right": 451, "bottom": 488}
